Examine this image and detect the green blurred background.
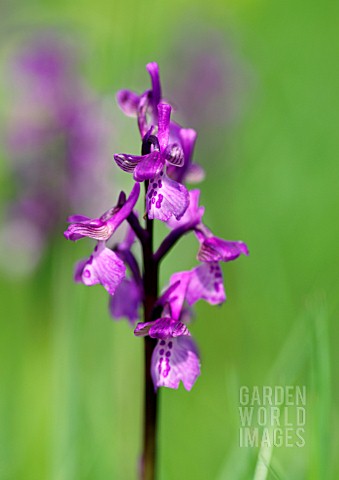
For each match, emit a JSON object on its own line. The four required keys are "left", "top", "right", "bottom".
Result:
{"left": 0, "top": 0, "right": 338, "bottom": 479}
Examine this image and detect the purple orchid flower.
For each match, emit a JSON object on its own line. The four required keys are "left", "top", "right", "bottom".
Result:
{"left": 114, "top": 104, "right": 189, "bottom": 222}
{"left": 64, "top": 183, "right": 140, "bottom": 241}
{"left": 134, "top": 313, "right": 200, "bottom": 391}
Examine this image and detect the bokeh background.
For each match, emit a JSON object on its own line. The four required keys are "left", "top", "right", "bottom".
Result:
{"left": 0, "top": 1, "right": 338, "bottom": 479}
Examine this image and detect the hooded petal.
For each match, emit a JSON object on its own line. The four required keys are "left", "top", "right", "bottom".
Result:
{"left": 64, "top": 183, "right": 140, "bottom": 241}
{"left": 116, "top": 89, "right": 140, "bottom": 117}
{"left": 197, "top": 237, "right": 249, "bottom": 263}
{"left": 81, "top": 242, "right": 126, "bottom": 295}
{"left": 146, "top": 170, "right": 189, "bottom": 222}
{"left": 151, "top": 336, "right": 200, "bottom": 391}
{"left": 134, "top": 317, "right": 189, "bottom": 339}
{"left": 109, "top": 277, "right": 142, "bottom": 323}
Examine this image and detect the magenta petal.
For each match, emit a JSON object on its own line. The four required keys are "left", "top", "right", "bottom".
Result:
{"left": 151, "top": 336, "right": 200, "bottom": 391}
{"left": 146, "top": 62, "right": 161, "bottom": 107}
{"left": 147, "top": 170, "right": 189, "bottom": 222}
{"left": 113, "top": 153, "right": 143, "bottom": 173}
{"left": 164, "top": 143, "right": 184, "bottom": 167}
{"left": 179, "top": 128, "right": 197, "bottom": 163}
{"left": 64, "top": 217, "right": 110, "bottom": 241}
{"left": 67, "top": 215, "right": 91, "bottom": 223}
{"left": 168, "top": 271, "right": 191, "bottom": 320}
{"left": 138, "top": 90, "right": 152, "bottom": 137}
{"left": 109, "top": 277, "right": 142, "bottom": 323}
{"left": 167, "top": 189, "right": 204, "bottom": 229}
{"left": 148, "top": 317, "right": 190, "bottom": 339}
{"left": 186, "top": 262, "right": 226, "bottom": 306}
{"left": 184, "top": 163, "right": 206, "bottom": 183}
{"left": 64, "top": 183, "right": 140, "bottom": 241}
{"left": 198, "top": 237, "right": 249, "bottom": 262}
{"left": 116, "top": 89, "right": 140, "bottom": 117}
{"left": 133, "top": 151, "right": 164, "bottom": 182}
{"left": 74, "top": 258, "right": 87, "bottom": 283}
{"left": 157, "top": 103, "right": 171, "bottom": 151}
{"left": 81, "top": 243, "right": 126, "bottom": 295}
{"left": 106, "top": 182, "right": 140, "bottom": 232}
{"left": 134, "top": 317, "right": 189, "bottom": 339}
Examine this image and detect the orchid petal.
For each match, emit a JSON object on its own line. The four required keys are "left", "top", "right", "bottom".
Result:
{"left": 186, "top": 262, "right": 226, "bottom": 305}
{"left": 134, "top": 317, "right": 189, "bottom": 339}
{"left": 151, "top": 336, "right": 200, "bottom": 391}
{"left": 64, "top": 183, "right": 140, "bottom": 241}
{"left": 133, "top": 151, "right": 164, "bottom": 182}
{"left": 157, "top": 103, "right": 171, "bottom": 151}
{"left": 198, "top": 237, "right": 249, "bottom": 263}
{"left": 164, "top": 143, "right": 184, "bottom": 167}
{"left": 184, "top": 163, "right": 206, "bottom": 183}
{"left": 146, "top": 62, "right": 161, "bottom": 108}
{"left": 146, "top": 170, "right": 189, "bottom": 222}
{"left": 81, "top": 243, "right": 126, "bottom": 295}
{"left": 138, "top": 90, "right": 151, "bottom": 137}
{"left": 166, "top": 189, "right": 204, "bottom": 229}
{"left": 109, "top": 277, "right": 142, "bottom": 323}
{"left": 116, "top": 89, "right": 140, "bottom": 117}
{"left": 179, "top": 128, "right": 197, "bottom": 163}
{"left": 113, "top": 153, "right": 143, "bottom": 173}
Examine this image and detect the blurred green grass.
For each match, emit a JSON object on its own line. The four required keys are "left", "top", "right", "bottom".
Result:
{"left": 1, "top": 0, "right": 338, "bottom": 478}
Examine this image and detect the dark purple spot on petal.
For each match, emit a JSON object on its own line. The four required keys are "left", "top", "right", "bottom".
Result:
{"left": 148, "top": 190, "right": 154, "bottom": 198}
{"left": 153, "top": 183, "right": 157, "bottom": 188}
{"left": 214, "top": 282, "right": 220, "bottom": 292}
{"left": 166, "top": 351, "right": 171, "bottom": 357}
{"left": 152, "top": 197, "right": 156, "bottom": 204}
{"left": 158, "top": 180, "right": 162, "bottom": 188}
{"left": 159, "top": 349, "right": 164, "bottom": 355}
{"left": 160, "top": 340, "right": 166, "bottom": 346}
{"left": 83, "top": 269, "right": 91, "bottom": 278}
{"left": 168, "top": 341, "right": 172, "bottom": 349}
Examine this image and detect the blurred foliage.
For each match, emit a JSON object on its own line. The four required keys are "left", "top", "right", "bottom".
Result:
{"left": 0, "top": 0, "right": 338, "bottom": 479}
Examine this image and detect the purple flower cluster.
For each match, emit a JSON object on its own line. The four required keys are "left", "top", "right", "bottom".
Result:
{"left": 1, "top": 35, "right": 113, "bottom": 275}
{"left": 65, "top": 63, "right": 248, "bottom": 391}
